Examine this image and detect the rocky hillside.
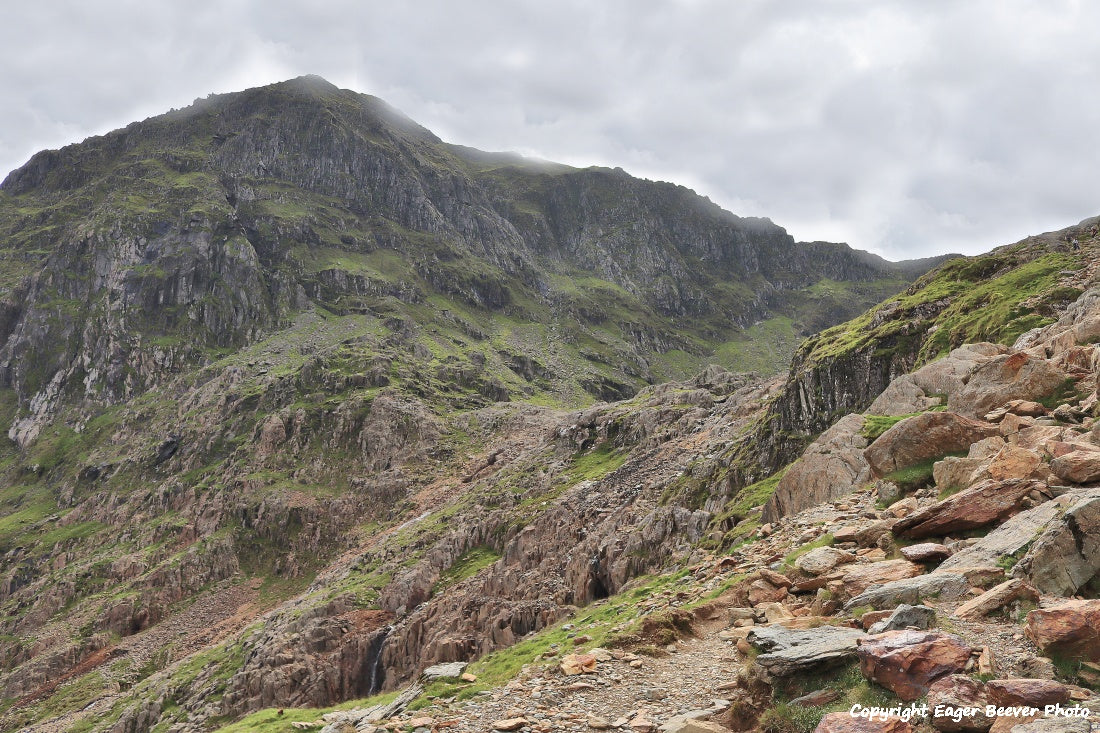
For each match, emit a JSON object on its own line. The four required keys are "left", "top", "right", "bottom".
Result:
{"left": 1, "top": 75, "right": 1090, "bottom": 733}
{"left": 193, "top": 234, "right": 1100, "bottom": 733}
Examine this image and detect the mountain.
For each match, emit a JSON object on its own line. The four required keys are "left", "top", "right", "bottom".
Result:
{"left": 0, "top": 75, "right": 945, "bottom": 445}
{"left": 0, "top": 77, "right": 1012, "bottom": 732}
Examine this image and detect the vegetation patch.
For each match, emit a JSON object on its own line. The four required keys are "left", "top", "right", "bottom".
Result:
{"left": 433, "top": 547, "right": 501, "bottom": 595}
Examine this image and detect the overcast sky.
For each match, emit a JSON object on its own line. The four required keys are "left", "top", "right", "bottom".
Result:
{"left": 2, "top": 1, "right": 1098, "bottom": 259}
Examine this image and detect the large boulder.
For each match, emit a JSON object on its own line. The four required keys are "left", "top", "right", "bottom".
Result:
{"left": 868, "top": 374, "right": 941, "bottom": 415}
{"left": 864, "top": 412, "right": 999, "bottom": 478}
{"left": 927, "top": 675, "right": 993, "bottom": 732}
{"left": 910, "top": 343, "right": 1007, "bottom": 397}
{"left": 748, "top": 625, "right": 865, "bottom": 679}
{"left": 866, "top": 604, "right": 936, "bottom": 634}
{"left": 985, "top": 679, "right": 1070, "bottom": 707}
{"left": 856, "top": 629, "right": 973, "bottom": 700}
{"left": 763, "top": 414, "right": 870, "bottom": 523}
{"left": 844, "top": 573, "right": 972, "bottom": 611}
{"left": 937, "top": 497, "right": 1070, "bottom": 572}
{"left": 831, "top": 560, "right": 925, "bottom": 599}
{"left": 892, "top": 479, "right": 1045, "bottom": 539}
{"left": 795, "top": 546, "right": 858, "bottom": 576}
{"left": 948, "top": 352, "right": 1067, "bottom": 419}
{"left": 1049, "top": 450, "right": 1100, "bottom": 484}
{"left": 1025, "top": 600, "right": 1100, "bottom": 661}
{"left": 1012, "top": 491, "right": 1100, "bottom": 595}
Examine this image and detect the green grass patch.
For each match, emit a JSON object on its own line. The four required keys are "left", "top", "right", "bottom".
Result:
{"left": 211, "top": 691, "right": 399, "bottom": 733}
{"left": 861, "top": 413, "right": 918, "bottom": 442}
{"left": 433, "top": 547, "right": 501, "bottom": 595}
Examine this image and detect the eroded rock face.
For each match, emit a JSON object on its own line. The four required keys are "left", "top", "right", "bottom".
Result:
{"left": 864, "top": 412, "right": 1000, "bottom": 478}
{"left": 762, "top": 414, "right": 870, "bottom": 523}
{"left": 1012, "top": 492, "right": 1100, "bottom": 596}
{"left": 855, "top": 630, "right": 973, "bottom": 701}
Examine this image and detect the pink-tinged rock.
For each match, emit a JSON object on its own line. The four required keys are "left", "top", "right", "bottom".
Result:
{"left": 986, "top": 446, "right": 1043, "bottom": 481}
{"left": 1025, "top": 600, "right": 1100, "bottom": 661}
{"left": 892, "top": 479, "right": 1043, "bottom": 539}
{"left": 856, "top": 629, "right": 974, "bottom": 701}
{"left": 952, "top": 579, "right": 1040, "bottom": 621}
{"left": 559, "top": 653, "right": 597, "bottom": 675}
{"left": 927, "top": 675, "right": 993, "bottom": 732}
{"left": 833, "top": 560, "right": 924, "bottom": 598}
{"left": 747, "top": 579, "right": 787, "bottom": 606}
{"left": 864, "top": 412, "right": 1000, "bottom": 478}
{"left": 814, "top": 711, "right": 913, "bottom": 732}
{"left": 1050, "top": 450, "right": 1100, "bottom": 484}
{"left": 948, "top": 352, "right": 1068, "bottom": 419}
{"left": 985, "top": 678, "right": 1070, "bottom": 707}
{"left": 762, "top": 414, "right": 871, "bottom": 523}
{"left": 900, "top": 543, "right": 952, "bottom": 563}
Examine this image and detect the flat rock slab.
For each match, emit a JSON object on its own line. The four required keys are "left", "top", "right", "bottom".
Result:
{"left": 953, "top": 579, "right": 1040, "bottom": 621}
{"left": 832, "top": 560, "right": 924, "bottom": 598}
{"left": 866, "top": 604, "right": 936, "bottom": 634}
{"left": 986, "top": 678, "right": 1070, "bottom": 707}
{"left": 938, "top": 498, "right": 1070, "bottom": 571}
{"left": 748, "top": 625, "right": 866, "bottom": 678}
{"left": 892, "top": 478, "right": 1043, "bottom": 539}
{"left": 421, "top": 661, "right": 468, "bottom": 680}
{"left": 856, "top": 629, "right": 973, "bottom": 701}
{"left": 844, "top": 573, "right": 972, "bottom": 611}
{"left": 900, "top": 543, "right": 951, "bottom": 563}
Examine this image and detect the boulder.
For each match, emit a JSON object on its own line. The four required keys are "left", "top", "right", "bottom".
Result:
{"left": 748, "top": 625, "right": 865, "bottom": 678}
{"left": 421, "top": 661, "right": 467, "bottom": 680}
{"left": 911, "top": 343, "right": 1008, "bottom": 397}
{"left": 795, "top": 546, "right": 857, "bottom": 576}
{"left": 1025, "top": 600, "right": 1100, "bottom": 661}
{"left": 952, "top": 579, "right": 1040, "bottom": 621}
{"left": 901, "top": 543, "right": 952, "bottom": 563}
{"left": 814, "top": 712, "right": 913, "bottom": 732}
{"left": 927, "top": 675, "right": 993, "bottom": 732}
{"left": 559, "top": 653, "right": 597, "bottom": 675}
{"left": 865, "top": 412, "right": 1000, "bottom": 478}
{"left": 948, "top": 352, "right": 1068, "bottom": 419}
{"left": 856, "top": 629, "right": 974, "bottom": 700}
{"left": 868, "top": 374, "right": 940, "bottom": 415}
{"left": 1012, "top": 492, "right": 1100, "bottom": 595}
{"left": 892, "top": 479, "right": 1045, "bottom": 539}
{"left": 986, "top": 447, "right": 1044, "bottom": 481}
{"left": 866, "top": 604, "right": 936, "bottom": 634}
{"left": 986, "top": 679, "right": 1070, "bottom": 707}
{"left": 832, "top": 560, "right": 924, "bottom": 598}
{"left": 933, "top": 456, "right": 986, "bottom": 492}
{"left": 763, "top": 414, "right": 870, "bottom": 523}
{"left": 1050, "top": 450, "right": 1100, "bottom": 484}
{"left": 844, "top": 573, "right": 972, "bottom": 611}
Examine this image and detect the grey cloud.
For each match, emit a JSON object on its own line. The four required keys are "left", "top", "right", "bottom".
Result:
{"left": 2, "top": 1, "right": 1099, "bottom": 259}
